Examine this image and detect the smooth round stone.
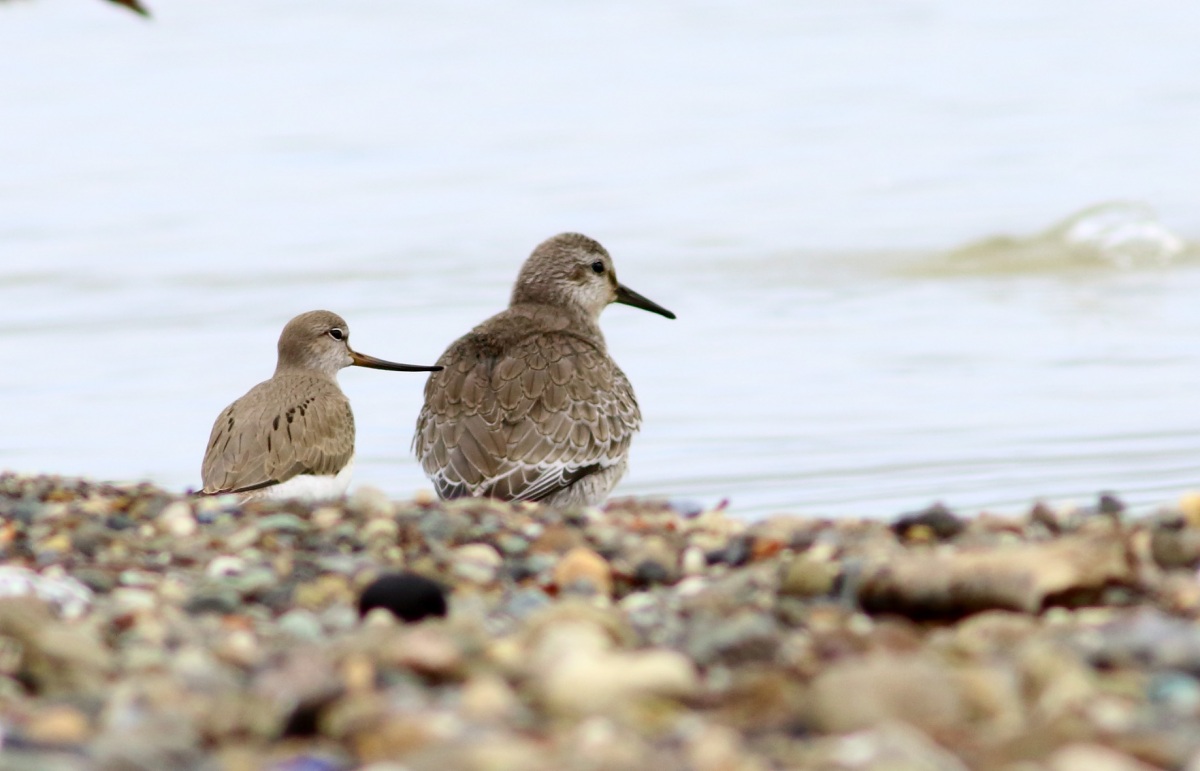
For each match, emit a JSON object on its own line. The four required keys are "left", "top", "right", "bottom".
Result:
{"left": 118, "top": 570, "right": 158, "bottom": 588}
{"left": 226, "top": 567, "right": 279, "bottom": 599}
{"left": 619, "top": 592, "right": 658, "bottom": 615}
{"left": 633, "top": 559, "right": 671, "bottom": 588}
{"left": 360, "top": 518, "right": 399, "bottom": 542}
{"left": 73, "top": 568, "right": 116, "bottom": 594}
{"left": 3, "top": 499, "right": 45, "bottom": 524}
{"left": 1147, "top": 672, "right": 1200, "bottom": 713}
{"left": 257, "top": 514, "right": 307, "bottom": 533}
{"left": 112, "top": 588, "right": 157, "bottom": 614}
{"left": 500, "top": 588, "right": 552, "bottom": 621}
{"left": 320, "top": 604, "right": 360, "bottom": 632}
{"left": 681, "top": 547, "right": 707, "bottom": 577}
{"left": 277, "top": 609, "right": 325, "bottom": 641}
{"left": 206, "top": 556, "right": 246, "bottom": 578}
{"left": 496, "top": 534, "right": 530, "bottom": 556}
{"left": 358, "top": 572, "right": 448, "bottom": 623}
{"left": 157, "top": 501, "right": 197, "bottom": 538}
{"left": 523, "top": 553, "right": 559, "bottom": 578}
{"left": 315, "top": 555, "right": 362, "bottom": 576}
{"left": 553, "top": 547, "right": 613, "bottom": 597}
{"left": 312, "top": 507, "right": 342, "bottom": 530}
{"left": 779, "top": 557, "right": 838, "bottom": 598}
{"left": 348, "top": 485, "right": 395, "bottom": 519}
{"left": 452, "top": 544, "right": 503, "bottom": 585}
{"left": 24, "top": 704, "right": 91, "bottom": 745}
{"left": 184, "top": 588, "right": 241, "bottom": 616}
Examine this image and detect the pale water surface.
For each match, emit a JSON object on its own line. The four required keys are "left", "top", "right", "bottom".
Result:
{"left": 2, "top": 1, "right": 1199, "bottom": 517}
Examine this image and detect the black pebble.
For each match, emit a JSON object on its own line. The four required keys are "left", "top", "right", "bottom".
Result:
{"left": 358, "top": 571, "right": 448, "bottom": 623}
{"left": 707, "top": 534, "right": 754, "bottom": 567}
{"left": 633, "top": 559, "right": 671, "bottom": 587}
{"left": 106, "top": 514, "right": 135, "bottom": 531}
{"left": 1097, "top": 492, "right": 1126, "bottom": 517}
{"left": 892, "top": 502, "right": 965, "bottom": 540}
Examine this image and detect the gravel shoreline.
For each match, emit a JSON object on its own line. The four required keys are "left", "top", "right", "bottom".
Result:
{"left": 1, "top": 472, "right": 1199, "bottom": 770}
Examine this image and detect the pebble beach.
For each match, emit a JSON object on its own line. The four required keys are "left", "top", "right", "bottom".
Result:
{"left": 2, "top": 473, "right": 1200, "bottom": 770}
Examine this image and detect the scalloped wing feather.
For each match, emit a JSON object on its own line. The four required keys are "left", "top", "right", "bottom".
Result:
{"left": 414, "top": 331, "right": 640, "bottom": 503}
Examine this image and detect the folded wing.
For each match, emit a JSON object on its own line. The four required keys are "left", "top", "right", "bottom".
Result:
{"left": 414, "top": 332, "right": 640, "bottom": 502}
{"left": 201, "top": 375, "right": 355, "bottom": 495}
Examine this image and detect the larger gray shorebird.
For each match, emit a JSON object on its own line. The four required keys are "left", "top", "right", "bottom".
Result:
{"left": 413, "top": 233, "right": 675, "bottom": 508}
{"left": 201, "top": 310, "right": 441, "bottom": 500}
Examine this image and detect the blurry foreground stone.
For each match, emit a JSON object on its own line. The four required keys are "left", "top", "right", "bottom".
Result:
{"left": 357, "top": 572, "right": 447, "bottom": 623}
{"left": 0, "top": 472, "right": 1198, "bottom": 769}
{"left": 858, "top": 532, "right": 1134, "bottom": 617}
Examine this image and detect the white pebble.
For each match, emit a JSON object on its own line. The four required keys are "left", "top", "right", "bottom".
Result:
{"left": 157, "top": 501, "right": 197, "bottom": 537}
{"left": 681, "top": 546, "right": 707, "bottom": 576}
{"left": 206, "top": 556, "right": 246, "bottom": 577}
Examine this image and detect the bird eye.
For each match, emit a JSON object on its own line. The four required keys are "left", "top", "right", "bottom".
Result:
{"left": 591, "top": 260, "right": 605, "bottom": 274}
{"left": 328, "top": 328, "right": 345, "bottom": 341}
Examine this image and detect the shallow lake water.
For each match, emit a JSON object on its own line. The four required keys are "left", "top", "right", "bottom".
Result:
{"left": 1, "top": 1, "right": 1199, "bottom": 517}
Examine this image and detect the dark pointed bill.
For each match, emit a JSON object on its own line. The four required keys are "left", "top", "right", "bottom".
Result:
{"left": 107, "top": 0, "right": 151, "bottom": 17}
{"left": 350, "top": 350, "right": 443, "bottom": 372}
{"left": 615, "top": 284, "right": 676, "bottom": 319}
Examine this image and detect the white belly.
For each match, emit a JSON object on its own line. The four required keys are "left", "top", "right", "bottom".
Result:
{"left": 257, "top": 456, "right": 355, "bottom": 501}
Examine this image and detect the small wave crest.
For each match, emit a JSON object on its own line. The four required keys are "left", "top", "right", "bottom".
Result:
{"left": 916, "top": 202, "right": 1197, "bottom": 276}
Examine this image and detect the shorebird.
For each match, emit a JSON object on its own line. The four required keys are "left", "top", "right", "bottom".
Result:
{"left": 201, "top": 310, "right": 441, "bottom": 500}
{"left": 413, "top": 233, "right": 675, "bottom": 508}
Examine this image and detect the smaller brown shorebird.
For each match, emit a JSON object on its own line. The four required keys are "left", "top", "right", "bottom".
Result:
{"left": 201, "top": 310, "right": 441, "bottom": 500}
{"left": 413, "top": 233, "right": 675, "bottom": 508}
